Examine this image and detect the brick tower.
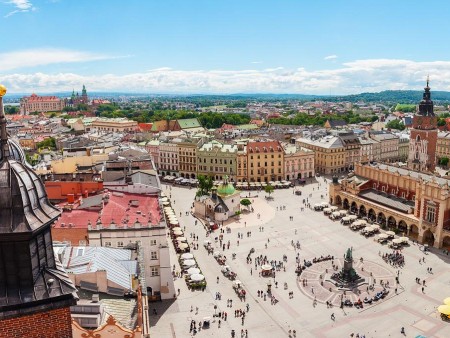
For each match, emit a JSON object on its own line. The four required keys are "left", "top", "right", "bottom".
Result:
{"left": 0, "top": 85, "right": 78, "bottom": 338}
{"left": 408, "top": 78, "right": 438, "bottom": 172}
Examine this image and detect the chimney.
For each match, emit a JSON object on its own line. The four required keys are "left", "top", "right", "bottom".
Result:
{"left": 92, "top": 294, "right": 99, "bottom": 303}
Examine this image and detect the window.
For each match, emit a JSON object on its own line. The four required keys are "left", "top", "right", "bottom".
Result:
{"left": 150, "top": 239, "right": 157, "bottom": 246}
{"left": 117, "top": 241, "right": 124, "bottom": 247}
{"left": 151, "top": 267, "right": 160, "bottom": 276}
{"left": 426, "top": 203, "right": 436, "bottom": 223}
{"left": 151, "top": 251, "right": 158, "bottom": 260}
{"left": 105, "top": 241, "right": 111, "bottom": 247}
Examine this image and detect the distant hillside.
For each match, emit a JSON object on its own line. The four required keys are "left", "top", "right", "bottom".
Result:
{"left": 324, "top": 90, "right": 450, "bottom": 104}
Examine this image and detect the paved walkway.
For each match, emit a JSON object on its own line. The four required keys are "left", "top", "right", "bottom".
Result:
{"left": 150, "top": 179, "right": 450, "bottom": 338}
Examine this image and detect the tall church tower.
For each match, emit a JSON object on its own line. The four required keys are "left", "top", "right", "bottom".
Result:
{"left": 0, "top": 85, "right": 78, "bottom": 337}
{"left": 81, "top": 84, "right": 88, "bottom": 104}
{"left": 408, "top": 78, "right": 438, "bottom": 172}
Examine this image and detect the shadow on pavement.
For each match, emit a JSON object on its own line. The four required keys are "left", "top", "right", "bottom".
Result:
{"left": 148, "top": 298, "right": 177, "bottom": 326}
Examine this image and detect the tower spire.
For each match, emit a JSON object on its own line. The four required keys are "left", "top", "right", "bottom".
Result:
{"left": 426, "top": 75, "right": 430, "bottom": 88}
{"left": 0, "top": 84, "right": 10, "bottom": 160}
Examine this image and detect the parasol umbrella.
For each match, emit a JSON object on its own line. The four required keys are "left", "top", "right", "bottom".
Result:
{"left": 181, "top": 253, "right": 194, "bottom": 259}
{"left": 261, "top": 264, "right": 272, "bottom": 271}
{"left": 172, "top": 227, "right": 181, "bottom": 231}
{"left": 160, "top": 197, "right": 168, "bottom": 202}
{"left": 330, "top": 206, "right": 338, "bottom": 211}
{"left": 342, "top": 217, "right": 350, "bottom": 222}
{"left": 178, "top": 243, "right": 189, "bottom": 250}
{"left": 187, "top": 267, "right": 200, "bottom": 275}
{"left": 221, "top": 265, "right": 230, "bottom": 272}
{"left": 213, "top": 251, "right": 221, "bottom": 258}
{"left": 378, "top": 233, "right": 389, "bottom": 239}
{"left": 371, "top": 224, "right": 380, "bottom": 229}
{"left": 386, "top": 231, "right": 395, "bottom": 236}
{"left": 392, "top": 238, "right": 403, "bottom": 244}
{"left": 400, "top": 237, "right": 409, "bottom": 242}
{"left": 190, "top": 273, "right": 205, "bottom": 282}
{"left": 340, "top": 210, "right": 348, "bottom": 216}
{"left": 323, "top": 208, "right": 331, "bottom": 213}
{"left": 443, "top": 297, "right": 450, "bottom": 305}
{"left": 183, "top": 259, "right": 196, "bottom": 267}
{"left": 233, "top": 280, "right": 242, "bottom": 287}
{"left": 349, "top": 215, "right": 358, "bottom": 220}
{"left": 437, "top": 304, "right": 450, "bottom": 315}
{"left": 177, "top": 237, "right": 187, "bottom": 242}
{"left": 162, "top": 201, "right": 170, "bottom": 206}
{"left": 203, "top": 239, "right": 211, "bottom": 245}
{"left": 173, "top": 230, "right": 183, "bottom": 236}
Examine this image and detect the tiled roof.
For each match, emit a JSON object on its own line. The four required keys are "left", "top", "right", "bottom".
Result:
{"left": 177, "top": 118, "right": 201, "bottom": 129}
{"left": 54, "top": 193, "right": 162, "bottom": 229}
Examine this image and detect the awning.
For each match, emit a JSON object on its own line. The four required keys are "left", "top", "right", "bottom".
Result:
{"left": 183, "top": 259, "right": 196, "bottom": 267}
{"left": 187, "top": 267, "right": 200, "bottom": 275}
{"left": 261, "top": 264, "right": 272, "bottom": 270}
{"left": 190, "top": 273, "right": 205, "bottom": 282}
{"left": 437, "top": 304, "right": 450, "bottom": 315}
{"left": 181, "top": 253, "right": 194, "bottom": 259}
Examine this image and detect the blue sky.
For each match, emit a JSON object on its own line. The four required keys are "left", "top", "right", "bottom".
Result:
{"left": 1, "top": 0, "right": 450, "bottom": 94}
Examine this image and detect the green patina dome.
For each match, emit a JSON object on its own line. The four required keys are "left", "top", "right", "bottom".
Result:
{"left": 217, "top": 182, "right": 236, "bottom": 195}
{"left": 217, "top": 175, "right": 236, "bottom": 195}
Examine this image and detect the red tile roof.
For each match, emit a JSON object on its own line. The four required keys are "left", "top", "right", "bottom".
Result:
{"left": 247, "top": 140, "right": 282, "bottom": 153}
{"left": 53, "top": 193, "right": 162, "bottom": 229}
{"left": 26, "top": 94, "right": 61, "bottom": 102}
{"left": 138, "top": 123, "right": 153, "bottom": 132}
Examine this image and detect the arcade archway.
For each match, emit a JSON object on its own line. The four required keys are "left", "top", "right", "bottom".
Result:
{"left": 422, "top": 229, "right": 435, "bottom": 246}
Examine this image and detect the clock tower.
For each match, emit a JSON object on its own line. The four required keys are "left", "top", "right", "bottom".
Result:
{"left": 408, "top": 78, "right": 438, "bottom": 172}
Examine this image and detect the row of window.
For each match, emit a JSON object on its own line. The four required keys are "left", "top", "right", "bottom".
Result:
{"left": 250, "top": 154, "right": 281, "bottom": 160}
{"left": 198, "top": 158, "right": 234, "bottom": 165}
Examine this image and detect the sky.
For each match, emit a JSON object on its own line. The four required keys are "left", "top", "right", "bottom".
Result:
{"left": 1, "top": 0, "right": 450, "bottom": 94}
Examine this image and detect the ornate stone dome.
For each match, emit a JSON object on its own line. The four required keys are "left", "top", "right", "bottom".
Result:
{"left": 0, "top": 85, "right": 77, "bottom": 317}
{"left": 0, "top": 137, "right": 28, "bottom": 166}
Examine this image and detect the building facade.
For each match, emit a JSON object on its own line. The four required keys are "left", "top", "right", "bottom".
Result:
{"left": 236, "top": 142, "right": 248, "bottom": 182}
{"left": 246, "top": 140, "right": 284, "bottom": 182}
{"left": 91, "top": 118, "right": 138, "bottom": 132}
{"left": 20, "top": 93, "right": 66, "bottom": 114}
{"left": 436, "top": 132, "right": 450, "bottom": 162}
{"left": 177, "top": 138, "right": 201, "bottom": 179}
{"left": 330, "top": 163, "right": 450, "bottom": 249}
{"left": 283, "top": 144, "right": 315, "bottom": 180}
{"left": 369, "top": 131, "right": 399, "bottom": 162}
{"left": 296, "top": 136, "right": 346, "bottom": 175}
{"left": 159, "top": 141, "right": 179, "bottom": 176}
{"left": 197, "top": 140, "right": 237, "bottom": 180}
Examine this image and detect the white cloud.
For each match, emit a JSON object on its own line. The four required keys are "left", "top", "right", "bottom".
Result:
{"left": 250, "top": 61, "right": 263, "bottom": 64}
{"left": 2, "top": 59, "right": 450, "bottom": 94}
{"left": 324, "top": 55, "right": 338, "bottom": 61}
{"left": 5, "top": 0, "right": 35, "bottom": 17}
{"left": 0, "top": 48, "right": 123, "bottom": 71}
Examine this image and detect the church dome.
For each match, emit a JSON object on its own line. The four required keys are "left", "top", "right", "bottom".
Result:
{"left": 217, "top": 183, "right": 236, "bottom": 196}
{"left": 217, "top": 176, "right": 236, "bottom": 196}
{"left": 0, "top": 137, "right": 28, "bottom": 165}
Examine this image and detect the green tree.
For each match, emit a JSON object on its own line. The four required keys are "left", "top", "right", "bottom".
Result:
{"left": 439, "top": 157, "right": 449, "bottom": 166}
{"left": 394, "top": 104, "right": 416, "bottom": 112}
{"left": 196, "top": 175, "right": 213, "bottom": 197}
{"left": 240, "top": 198, "right": 252, "bottom": 209}
{"left": 5, "top": 106, "right": 19, "bottom": 114}
{"left": 36, "top": 137, "right": 56, "bottom": 150}
{"left": 438, "top": 119, "right": 446, "bottom": 126}
{"left": 385, "top": 119, "right": 405, "bottom": 131}
{"left": 264, "top": 184, "right": 274, "bottom": 196}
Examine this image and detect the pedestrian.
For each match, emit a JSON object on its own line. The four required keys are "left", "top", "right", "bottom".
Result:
{"left": 331, "top": 313, "right": 335, "bottom": 320}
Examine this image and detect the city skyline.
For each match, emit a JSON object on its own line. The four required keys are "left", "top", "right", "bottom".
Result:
{"left": 1, "top": 0, "right": 450, "bottom": 94}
